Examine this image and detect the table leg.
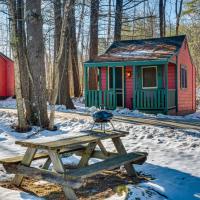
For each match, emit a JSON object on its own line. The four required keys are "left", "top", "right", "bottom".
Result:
{"left": 97, "top": 141, "right": 109, "bottom": 156}
{"left": 78, "top": 142, "right": 97, "bottom": 168}
{"left": 42, "top": 157, "right": 51, "bottom": 170}
{"left": 112, "top": 137, "right": 138, "bottom": 178}
{"left": 13, "top": 147, "right": 37, "bottom": 186}
{"left": 48, "top": 150, "right": 77, "bottom": 200}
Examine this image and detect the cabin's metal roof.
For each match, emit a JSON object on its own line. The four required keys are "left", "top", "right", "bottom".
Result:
{"left": 85, "top": 35, "right": 186, "bottom": 63}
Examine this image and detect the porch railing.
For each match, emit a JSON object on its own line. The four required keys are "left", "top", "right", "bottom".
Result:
{"left": 135, "top": 89, "right": 166, "bottom": 110}
{"left": 85, "top": 90, "right": 116, "bottom": 109}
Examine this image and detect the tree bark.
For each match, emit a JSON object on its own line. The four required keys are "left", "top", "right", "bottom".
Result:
{"left": 7, "top": 0, "right": 29, "bottom": 131}
{"left": 107, "top": 0, "right": 112, "bottom": 46}
{"left": 69, "top": 0, "right": 81, "bottom": 97}
{"left": 49, "top": 0, "right": 75, "bottom": 130}
{"left": 159, "top": 0, "right": 164, "bottom": 37}
{"left": 175, "top": 0, "right": 183, "bottom": 35}
{"left": 89, "top": 0, "right": 99, "bottom": 90}
{"left": 16, "top": 0, "right": 31, "bottom": 122}
{"left": 114, "top": 0, "right": 123, "bottom": 41}
{"left": 26, "top": 0, "right": 49, "bottom": 127}
{"left": 54, "top": 0, "right": 75, "bottom": 108}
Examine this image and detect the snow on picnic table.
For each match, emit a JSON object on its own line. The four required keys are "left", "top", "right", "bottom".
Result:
{"left": 0, "top": 98, "right": 199, "bottom": 199}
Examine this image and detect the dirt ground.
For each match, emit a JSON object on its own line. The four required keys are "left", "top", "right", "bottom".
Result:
{"left": 0, "top": 169, "right": 148, "bottom": 200}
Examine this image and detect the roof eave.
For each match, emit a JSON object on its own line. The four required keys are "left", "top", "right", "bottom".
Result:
{"left": 84, "top": 59, "right": 169, "bottom": 67}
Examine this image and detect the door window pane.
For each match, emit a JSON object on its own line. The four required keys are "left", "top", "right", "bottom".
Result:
{"left": 142, "top": 67, "right": 157, "bottom": 88}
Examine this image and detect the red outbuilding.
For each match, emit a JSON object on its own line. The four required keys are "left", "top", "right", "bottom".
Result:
{"left": 84, "top": 35, "right": 196, "bottom": 115}
{"left": 0, "top": 53, "right": 14, "bottom": 98}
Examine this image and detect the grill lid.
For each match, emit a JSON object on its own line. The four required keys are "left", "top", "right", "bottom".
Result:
{"left": 92, "top": 111, "right": 113, "bottom": 122}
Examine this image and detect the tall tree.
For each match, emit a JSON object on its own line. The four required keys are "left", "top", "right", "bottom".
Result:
{"left": 89, "top": 0, "right": 99, "bottom": 89}
{"left": 159, "top": 0, "right": 166, "bottom": 37}
{"left": 26, "top": 0, "right": 49, "bottom": 127}
{"left": 69, "top": 0, "right": 81, "bottom": 97}
{"left": 54, "top": 0, "right": 75, "bottom": 109}
{"left": 107, "top": 0, "right": 112, "bottom": 45}
{"left": 175, "top": 0, "right": 184, "bottom": 35}
{"left": 49, "top": 0, "right": 75, "bottom": 130}
{"left": 7, "top": 0, "right": 29, "bottom": 131}
{"left": 16, "top": 0, "right": 31, "bottom": 122}
{"left": 114, "top": 0, "right": 123, "bottom": 41}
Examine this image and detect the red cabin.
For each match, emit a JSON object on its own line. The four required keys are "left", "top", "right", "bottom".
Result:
{"left": 84, "top": 35, "right": 196, "bottom": 115}
{"left": 0, "top": 53, "right": 14, "bottom": 98}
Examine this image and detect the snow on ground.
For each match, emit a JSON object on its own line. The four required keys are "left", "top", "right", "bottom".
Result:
{"left": 0, "top": 187, "right": 44, "bottom": 200}
{"left": 0, "top": 98, "right": 199, "bottom": 199}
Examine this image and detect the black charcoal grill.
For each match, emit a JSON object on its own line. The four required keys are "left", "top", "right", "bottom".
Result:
{"left": 91, "top": 110, "right": 115, "bottom": 132}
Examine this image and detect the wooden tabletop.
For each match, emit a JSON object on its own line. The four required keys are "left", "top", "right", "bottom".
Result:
{"left": 15, "top": 130, "right": 128, "bottom": 150}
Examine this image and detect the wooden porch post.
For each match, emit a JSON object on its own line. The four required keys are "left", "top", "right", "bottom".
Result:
{"left": 132, "top": 66, "right": 136, "bottom": 110}
{"left": 165, "top": 64, "right": 168, "bottom": 114}
{"left": 113, "top": 66, "right": 116, "bottom": 109}
{"left": 84, "top": 66, "right": 88, "bottom": 106}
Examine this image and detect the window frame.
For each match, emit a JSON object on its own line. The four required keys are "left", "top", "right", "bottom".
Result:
{"left": 142, "top": 66, "right": 158, "bottom": 89}
{"left": 180, "top": 65, "right": 188, "bottom": 89}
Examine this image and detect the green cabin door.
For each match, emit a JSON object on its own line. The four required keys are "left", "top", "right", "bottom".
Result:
{"left": 109, "top": 67, "right": 124, "bottom": 107}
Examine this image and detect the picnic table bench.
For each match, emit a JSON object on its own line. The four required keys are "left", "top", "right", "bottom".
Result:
{"left": 0, "top": 130, "right": 147, "bottom": 200}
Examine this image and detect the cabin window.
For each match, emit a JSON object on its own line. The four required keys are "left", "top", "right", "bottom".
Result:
{"left": 180, "top": 65, "right": 187, "bottom": 89}
{"left": 142, "top": 66, "right": 157, "bottom": 89}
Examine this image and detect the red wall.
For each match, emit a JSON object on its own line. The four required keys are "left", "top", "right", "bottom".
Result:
{"left": 101, "top": 67, "right": 107, "bottom": 90}
{"left": 6, "top": 59, "right": 15, "bottom": 96}
{"left": 0, "top": 56, "right": 14, "bottom": 97}
{"left": 168, "top": 63, "right": 176, "bottom": 89}
{"left": 0, "top": 57, "right": 7, "bottom": 96}
{"left": 177, "top": 39, "right": 196, "bottom": 114}
{"left": 125, "top": 66, "right": 133, "bottom": 109}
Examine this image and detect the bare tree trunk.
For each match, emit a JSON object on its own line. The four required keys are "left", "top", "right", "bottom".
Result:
{"left": 159, "top": 0, "right": 164, "bottom": 37}
{"left": 77, "top": 0, "right": 85, "bottom": 46}
{"left": 69, "top": 0, "right": 81, "bottom": 97}
{"left": 54, "top": 0, "right": 75, "bottom": 107}
{"left": 7, "top": 0, "right": 29, "bottom": 131}
{"left": 49, "top": 0, "right": 74, "bottom": 130}
{"left": 89, "top": 0, "right": 99, "bottom": 90}
{"left": 114, "top": 0, "right": 123, "bottom": 41}
{"left": 26, "top": 0, "right": 49, "bottom": 127}
{"left": 16, "top": 0, "right": 31, "bottom": 122}
{"left": 175, "top": 0, "right": 183, "bottom": 35}
{"left": 107, "top": 0, "right": 112, "bottom": 45}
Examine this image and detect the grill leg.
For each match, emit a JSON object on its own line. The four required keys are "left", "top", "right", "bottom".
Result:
{"left": 91, "top": 122, "right": 96, "bottom": 130}
{"left": 110, "top": 121, "right": 115, "bottom": 130}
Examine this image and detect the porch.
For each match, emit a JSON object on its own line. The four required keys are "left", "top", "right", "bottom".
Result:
{"left": 84, "top": 60, "right": 177, "bottom": 114}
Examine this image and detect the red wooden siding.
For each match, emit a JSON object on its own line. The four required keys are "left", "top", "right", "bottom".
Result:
{"left": 125, "top": 66, "right": 133, "bottom": 109}
{"left": 177, "top": 39, "right": 196, "bottom": 114}
{"left": 101, "top": 67, "right": 107, "bottom": 90}
{"left": 168, "top": 63, "right": 176, "bottom": 89}
{"left": 6, "top": 59, "right": 15, "bottom": 96}
{"left": 0, "top": 57, "right": 7, "bottom": 96}
{"left": 0, "top": 55, "right": 14, "bottom": 97}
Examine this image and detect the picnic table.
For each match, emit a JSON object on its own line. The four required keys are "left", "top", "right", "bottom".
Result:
{"left": 0, "top": 130, "right": 147, "bottom": 200}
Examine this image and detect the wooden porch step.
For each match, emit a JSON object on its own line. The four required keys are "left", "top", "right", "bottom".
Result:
{"left": 66, "top": 152, "right": 147, "bottom": 180}
{"left": 0, "top": 145, "right": 86, "bottom": 165}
